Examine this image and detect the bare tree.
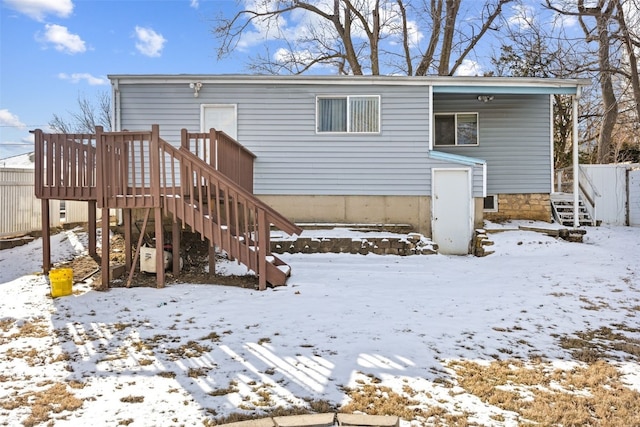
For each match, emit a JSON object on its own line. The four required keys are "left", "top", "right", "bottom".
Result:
{"left": 615, "top": 0, "right": 640, "bottom": 125}
{"left": 49, "top": 91, "right": 112, "bottom": 134}
{"left": 489, "top": 8, "right": 593, "bottom": 169}
{"left": 213, "top": 0, "right": 514, "bottom": 76}
{"left": 545, "top": 0, "right": 640, "bottom": 163}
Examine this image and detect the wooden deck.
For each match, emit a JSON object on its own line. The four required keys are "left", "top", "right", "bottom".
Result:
{"left": 34, "top": 125, "right": 301, "bottom": 290}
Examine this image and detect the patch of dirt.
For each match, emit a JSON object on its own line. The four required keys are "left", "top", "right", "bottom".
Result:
{"left": 60, "top": 226, "right": 258, "bottom": 291}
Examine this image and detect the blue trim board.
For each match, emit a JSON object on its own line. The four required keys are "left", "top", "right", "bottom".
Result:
{"left": 433, "top": 86, "right": 578, "bottom": 95}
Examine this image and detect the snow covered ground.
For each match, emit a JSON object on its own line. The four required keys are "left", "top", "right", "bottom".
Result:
{"left": 0, "top": 223, "right": 639, "bottom": 426}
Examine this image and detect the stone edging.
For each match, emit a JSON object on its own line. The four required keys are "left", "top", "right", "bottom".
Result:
{"left": 220, "top": 413, "right": 400, "bottom": 427}
{"left": 271, "top": 233, "right": 438, "bottom": 256}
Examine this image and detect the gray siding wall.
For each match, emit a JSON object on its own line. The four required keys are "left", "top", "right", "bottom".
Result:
{"left": 434, "top": 93, "right": 552, "bottom": 194}
{"left": 118, "top": 82, "right": 484, "bottom": 196}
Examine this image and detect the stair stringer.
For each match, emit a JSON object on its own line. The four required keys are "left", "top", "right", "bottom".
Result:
{"left": 159, "top": 142, "right": 301, "bottom": 289}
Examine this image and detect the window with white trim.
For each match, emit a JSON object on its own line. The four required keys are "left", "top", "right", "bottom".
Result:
{"left": 317, "top": 95, "right": 380, "bottom": 133}
{"left": 434, "top": 113, "right": 478, "bottom": 146}
{"left": 483, "top": 195, "right": 498, "bottom": 212}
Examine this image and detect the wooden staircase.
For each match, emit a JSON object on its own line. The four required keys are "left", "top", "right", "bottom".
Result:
{"left": 550, "top": 193, "right": 595, "bottom": 226}
{"left": 34, "top": 125, "right": 301, "bottom": 290}
{"left": 159, "top": 143, "right": 301, "bottom": 287}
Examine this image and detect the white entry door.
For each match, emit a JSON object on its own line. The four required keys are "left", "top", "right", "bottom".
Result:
{"left": 201, "top": 104, "right": 237, "bottom": 139}
{"left": 432, "top": 169, "right": 473, "bottom": 255}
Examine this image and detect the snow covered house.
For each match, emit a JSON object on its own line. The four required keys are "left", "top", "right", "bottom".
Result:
{"left": 108, "top": 74, "right": 588, "bottom": 254}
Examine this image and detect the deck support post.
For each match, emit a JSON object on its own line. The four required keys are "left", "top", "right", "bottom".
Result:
{"left": 41, "top": 199, "right": 51, "bottom": 273}
{"left": 100, "top": 207, "right": 110, "bottom": 289}
{"left": 258, "top": 208, "right": 268, "bottom": 291}
{"left": 123, "top": 209, "right": 132, "bottom": 271}
{"left": 209, "top": 243, "right": 216, "bottom": 275}
{"left": 172, "top": 220, "right": 181, "bottom": 276}
{"left": 154, "top": 207, "right": 165, "bottom": 288}
{"left": 88, "top": 201, "right": 97, "bottom": 258}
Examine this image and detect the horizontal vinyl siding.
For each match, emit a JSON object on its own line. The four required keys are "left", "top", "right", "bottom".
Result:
{"left": 119, "top": 83, "right": 436, "bottom": 196}
{"left": 434, "top": 94, "right": 552, "bottom": 194}
{"left": 119, "top": 87, "right": 200, "bottom": 145}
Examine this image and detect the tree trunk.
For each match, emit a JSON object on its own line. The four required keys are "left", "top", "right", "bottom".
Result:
{"left": 615, "top": 0, "right": 640, "bottom": 125}
{"left": 438, "top": 0, "right": 461, "bottom": 75}
{"left": 370, "top": 0, "right": 380, "bottom": 75}
{"left": 594, "top": 7, "right": 618, "bottom": 163}
{"left": 415, "top": 0, "right": 443, "bottom": 76}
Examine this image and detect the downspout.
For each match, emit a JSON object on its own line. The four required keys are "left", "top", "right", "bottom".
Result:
{"left": 572, "top": 87, "right": 581, "bottom": 228}
{"left": 111, "top": 78, "right": 120, "bottom": 131}
{"left": 428, "top": 85, "right": 433, "bottom": 150}
{"left": 110, "top": 79, "right": 123, "bottom": 224}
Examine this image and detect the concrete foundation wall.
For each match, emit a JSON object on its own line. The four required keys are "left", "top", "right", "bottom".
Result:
{"left": 258, "top": 195, "right": 432, "bottom": 236}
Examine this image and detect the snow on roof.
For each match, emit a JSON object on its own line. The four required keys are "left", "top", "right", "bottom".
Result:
{"left": 0, "top": 151, "right": 35, "bottom": 168}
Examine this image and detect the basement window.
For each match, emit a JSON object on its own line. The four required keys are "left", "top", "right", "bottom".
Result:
{"left": 483, "top": 195, "right": 498, "bottom": 212}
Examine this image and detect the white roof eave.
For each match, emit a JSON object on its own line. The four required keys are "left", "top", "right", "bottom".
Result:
{"left": 108, "top": 74, "right": 590, "bottom": 94}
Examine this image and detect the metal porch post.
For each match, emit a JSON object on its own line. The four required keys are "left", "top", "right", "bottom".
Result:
{"left": 572, "top": 92, "right": 580, "bottom": 228}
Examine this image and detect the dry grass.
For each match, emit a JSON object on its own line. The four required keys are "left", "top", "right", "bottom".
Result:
{"left": 448, "top": 358, "right": 640, "bottom": 427}
{"left": 201, "top": 331, "right": 221, "bottom": 342}
{"left": 0, "top": 317, "right": 50, "bottom": 344}
{"left": 164, "top": 340, "right": 212, "bottom": 360}
{"left": 208, "top": 380, "right": 240, "bottom": 397}
{"left": 0, "top": 382, "right": 83, "bottom": 427}
{"left": 187, "top": 366, "right": 212, "bottom": 378}
{"left": 340, "top": 383, "right": 423, "bottom": 420}
{"left": 203, "top": 399, "right": 336, "bottom": 426}
{"left": 120, "top": 395, "right": 145, "bottom": 403}
{"left": 559, "top": 324, "right": 640, "bottom": 363}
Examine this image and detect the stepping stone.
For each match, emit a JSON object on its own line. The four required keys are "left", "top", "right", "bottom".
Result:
{"left": 337, "top": 414, "right": 399, "bottom": 427}
{"left": 273, "top": 413, "right": 336, "bottom": 427}
{"left": 221, "top": 418, "right": 275, "bottom": 427}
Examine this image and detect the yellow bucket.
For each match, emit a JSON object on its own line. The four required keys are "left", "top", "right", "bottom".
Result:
{"left": 49, "top": 268, "right": 73, "bottom": 298}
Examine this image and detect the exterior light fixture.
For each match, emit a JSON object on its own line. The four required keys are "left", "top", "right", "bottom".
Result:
{"left": 477, "top": 95, "right": 494, "bottom": 103}
{"left": 189, "top": 82, "right": 203, "bottom": 98}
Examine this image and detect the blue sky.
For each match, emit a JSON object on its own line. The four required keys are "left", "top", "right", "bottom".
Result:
{"left": 0, "top": 0, "right": 571, "bottom": 159}
{"left": 1, "top": 0, "right": 246, "bottom": 158}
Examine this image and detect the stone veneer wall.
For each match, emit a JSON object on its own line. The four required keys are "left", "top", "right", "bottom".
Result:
{"left": 484, "top": 193, "right": 551, "bottom": 222}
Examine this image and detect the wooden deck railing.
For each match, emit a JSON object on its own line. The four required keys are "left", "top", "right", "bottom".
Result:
{"left": 181, "top": 129, "right": 256, "bottom": 193}
{"left": 34, "top": 130, "right": 97, "bottom": 201}
{"left": 34, "top": 124, "right": 299, "bottom": 288}
{"left": 96, "top": 126, "right": 161, "bottom": 209}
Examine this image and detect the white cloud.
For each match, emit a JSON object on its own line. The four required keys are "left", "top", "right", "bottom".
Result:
{"left": 0, "top": 109, "right": 26, "bottom": 129}
{"left": 3, "top": 0, "right": 73, "bottom": 21}
{"left": 190, "top": 0, "right": 199, "bottom": 8}
{"left": 40, "top": 24, "right": 86, "bottom": 54}
{"left": 237, "top": 0, "right": 423, "bottom": 58}
{"left": 455, "top": 59, "right": 483, "bottom": 76}
{"left": 508, "top": 4, "right": 536, "bottom": 30}
{"left": 134, "top": 26, "right": 166, "bottom": 57}
{"left": 58, "top": 73, "right": 108, "bottom": 85}
{"left": 554, "top": 13, "right": 578, "bottom": 28}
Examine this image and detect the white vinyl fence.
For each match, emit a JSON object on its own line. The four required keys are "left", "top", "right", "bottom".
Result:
{"left": 0, "top": 168, "right": 99, "bottom": 238}
{"left": 581, "top": 164, "right": 640, "bottom": 226}
{"left": 629, "top": 168, "right": 640, "bottom": 226}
